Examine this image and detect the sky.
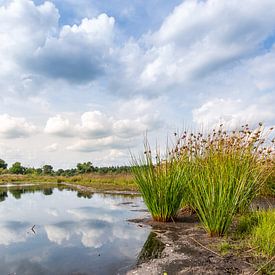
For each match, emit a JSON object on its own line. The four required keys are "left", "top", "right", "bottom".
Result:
{"left": 0, "top": 0, "right": 275, "bottom": 168}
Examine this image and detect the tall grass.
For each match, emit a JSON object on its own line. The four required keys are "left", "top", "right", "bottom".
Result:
{"left": 237, "top": 209, "right": 275, "bottom": 257}
{"left": 251, "top": 209, "right": 275, "bottom": 256}
{"left": 175, "top": 124, "right": 274, "bottom": 236}
{"left": 131, "top": 141, "right": 189, "bottom": 222}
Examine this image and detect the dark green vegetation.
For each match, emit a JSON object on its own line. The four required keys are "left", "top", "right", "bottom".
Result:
{"left": 0, "top": 159, "right": 132, "bottom": 176}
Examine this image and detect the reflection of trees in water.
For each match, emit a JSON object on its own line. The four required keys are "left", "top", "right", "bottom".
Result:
{"left": 42, "top": 188, "right": 53, "bottom": 196}
{"left": 6, "top": 187, "right": 53, "bottom": 199}
{"left": 0, "top": 185, "right": 95, "bottom": 201}
{"left": 137, "top": 232, "right": 165, "bottom": 265}
{"left": 0, "top": 191, "right": 8, "bottom": 202}
{"left": 77, "top": 191, "right": 93, "bottom": 199}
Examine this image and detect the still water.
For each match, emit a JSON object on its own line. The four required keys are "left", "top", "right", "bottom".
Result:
{"left": 0, "top": 186, "right": 151, "bottom": 275}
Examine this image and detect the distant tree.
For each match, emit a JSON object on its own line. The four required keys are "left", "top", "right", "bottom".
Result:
{"left": 35, "top": 168, "right": 43, "bottom": 175}
{"left": 42, "top": 165, "right": 54, "bottom": 175}
{"left": 56, "top": 169, "right": 65, "bottom": 176}
{"left": 76, "top": 162, "right": 94, "bottom": 174}
{"left": 0, "top": 159, "right": 7, "bottom": 169}
{"left": 25, "top": 167, "right": 36, "bottom": 175}
{"left": 63, "top": 168, "right": 77, "bottom": 177}
{"left": 9, "top": 162, "right": 26, "bottom": 174}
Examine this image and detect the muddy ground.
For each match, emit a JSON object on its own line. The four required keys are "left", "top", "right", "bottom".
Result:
{"left": 127, "top": 214, "right": 258, "bottom": 275}
{"left": 127, "top": 197, "right": 275, "bottom": 275}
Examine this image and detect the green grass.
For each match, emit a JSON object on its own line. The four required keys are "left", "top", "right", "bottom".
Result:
{"left": 177, "top": 124, "right": 272, "bottom": 236}
{"left": 0, "top": 173, "right": 137, "bottom": 191}
{"left": 131, "top": 142, "right": 189, "bottom": 222}
{"left": 252, "top": 210, "right": 275, "bottom": 257}
{"left": 217, "top": 241, "right": 231, "bottom": 255}
{"left": 236, "top": 209, "right": 275, "bottom": 257}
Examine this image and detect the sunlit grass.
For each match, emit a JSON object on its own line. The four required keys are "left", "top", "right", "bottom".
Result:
{"left": 175, "top": 124, "right": 274, "bottom": 236}
{"left": 131, "top": 141, "right": 189, "bottom": 222}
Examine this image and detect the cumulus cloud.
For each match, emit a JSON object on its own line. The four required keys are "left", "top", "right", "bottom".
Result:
{"left": 66, "top": 136, "right": 135, "bottom": 152}
{"left": 192, "top": 98, "right": 275, "bottom": 129}
{"left": 0, "top": 114, "right": 36, "bottom": 138}
{"left": 29, "top": 13, "right": 115, "bottom": 82}
{"left": 0, "top": 0, "right": 275, "bottom": 166}
{"left": 43, "top": 106, "right": 162, "bottom": 153}
{"left": 44, "top": 115, "right": 73, "bottom": 137}
{"left": 76, "top": 111, "right": 113, "bottom": 138}
{"left": 141, "top": 0, "right": 275, "bottom": 86}
{"left": 0, "top": 0, "right": 59, "bottom": 74}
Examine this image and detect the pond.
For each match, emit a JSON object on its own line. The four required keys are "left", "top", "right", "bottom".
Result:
{"left": 0, "top": 186, "right": 154, "bottom": 275}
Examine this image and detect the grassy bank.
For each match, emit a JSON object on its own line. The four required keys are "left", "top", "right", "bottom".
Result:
{"left": 0, "top": 173, "right": 137, "bottom": 191}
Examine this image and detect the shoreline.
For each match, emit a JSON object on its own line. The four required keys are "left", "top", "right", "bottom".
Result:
{"left": 1, "top": 181, "right": 274, "bottom": 274}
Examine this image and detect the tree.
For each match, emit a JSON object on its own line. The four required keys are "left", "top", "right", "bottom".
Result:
{"left": 9, "top": 162, "right": 26, "bottom": 174}
{"left": 76, "top": 162, "right": 94, "bottom": 174}
{"left": 42, "top": 165, "right": 53, "bottom": 175}
{"left": 56, "top": 169, "right": 65, "bottom": 176}
{"left": 0, "top": 159, "right": 7, "bottom": 169}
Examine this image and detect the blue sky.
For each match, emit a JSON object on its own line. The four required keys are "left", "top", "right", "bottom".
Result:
{"left": 0, "top": 0, "right": 274, "bottom": 168}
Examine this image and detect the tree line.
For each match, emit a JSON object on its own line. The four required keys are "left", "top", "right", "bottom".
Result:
{"left": 0, "top": 159, "right": 131, "bottom": 176}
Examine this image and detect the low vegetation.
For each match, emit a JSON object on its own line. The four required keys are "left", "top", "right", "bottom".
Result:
{"left": 131, "top": 142, "right": 188, "bottom": 222}
{"left": 132, "top": 123, "right": 274, "bottom": 236}
{"left": 178, "top": 124, "right": 273, "bottom": 236}
{"left": 237, "top": 209, "right": 275, "bottom": 257}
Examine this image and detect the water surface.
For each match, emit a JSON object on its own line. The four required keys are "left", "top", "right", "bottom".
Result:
{"left": 0, "top": 186, "right": 150, "bottom": 275}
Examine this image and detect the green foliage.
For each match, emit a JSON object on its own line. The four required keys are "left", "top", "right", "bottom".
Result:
{"left": 0, "top": 159, "right": 7, "bottom": 169}
{"left": 131, "top": 142, "right": 188, "bottom": 222}
{"left": 237, "top": 209, "right": 275, "bottom": 257}
{"left": 9, "top": 162, "right": 26, "bottom": 174}
{"left": 77, "top": 162, "right": 94, "bottom": 174}
{"left": 42, "top": 165, "right": 53, "bottom": 175}
{"left": 251, "top": 210, "right": 275, "bottom": 256}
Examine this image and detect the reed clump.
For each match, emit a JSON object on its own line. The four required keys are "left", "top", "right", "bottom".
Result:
{"left": 173, "top": 123, "right": 274, "bottom": 236}
{"left": 131, "top": 142, "right": 189, "bottom": 222}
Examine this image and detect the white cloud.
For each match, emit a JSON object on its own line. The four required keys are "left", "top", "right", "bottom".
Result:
{"left": 0, "top": 0, "right": 59, "bottom": 74}
{"left": 30, "top": 13, "right": 115, "bottom": 82}
{"left": 77, "top": 111, "right": 113, "bottom": 138}
{"left": 44, "top": 143, "right": 58, "bottom": 152}
{"left": 192, "top": 98, "right": 275, "bottom": 129}
{"left": 66, "top": 136, "right": 135, "bottom": 152}
{"left": 0, "top": 114, "right": 36, "bottom": 138}
{"left": 44, "top": 115, "right": 73, "bottom": 137}
{"left": 0, "top": 0, "right": 275, "bottom": 167}
{"left": 138, "top": 0, "right": 275, "bottom": 89}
